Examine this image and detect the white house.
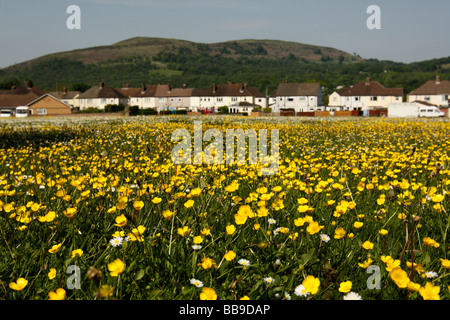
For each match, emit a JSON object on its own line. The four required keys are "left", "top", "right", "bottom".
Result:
{"left": 407, "top": 76, "right": 450, "bottom": 107}
{"left": 190, "top": 82, "right": 267, "bottom": 113}
{"left": 269, "top": 82, "right": 322, "bottom": 113}
{"left": 77, "top": 82, "right": 129, "bottom": 110}
{"left": 127, "top": 83, "right": 158, "bottom": 109}
{"left": 328, "top": 78, "right": 403, "bottom": 111}
{"left": 49, "top": 88, "right": 81, "bottom": 109}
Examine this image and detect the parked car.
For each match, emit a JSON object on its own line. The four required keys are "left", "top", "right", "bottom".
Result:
{"left": 0, "top": 109, "right": 12, "bottom": 117}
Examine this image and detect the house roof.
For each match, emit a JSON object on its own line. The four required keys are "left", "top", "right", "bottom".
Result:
{"left": 78, "top": 83, "right": 128, "bottom": 99}
{"left": 336, "top": 78, "right": 403, "bottom": 97}
{"left": 0, "top": 85, "right": 45, "bottom": 108}
{"left": 192, "top": 82, "right": 265, "bottom": 97}
{"left": 408, "top": 76, "right": 450, "bottom": 96}
{"left": 155, "top": 84, "right": 194, "bottom": 97}
{"left": 48, "top": 90, "right": 80, "bottom": 100}
{"left": 26, "top": 93, "right": 72, "bottom": 109}
{"left": 115, "top": 84, "right": 143, "bottom": 98}
{"left": 273, "top": 82, "right": 320, "bottom": 97}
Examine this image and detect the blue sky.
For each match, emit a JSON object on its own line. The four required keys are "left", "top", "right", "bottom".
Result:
{"left": 0, "top": 0, "right": 449, "bottom": 68}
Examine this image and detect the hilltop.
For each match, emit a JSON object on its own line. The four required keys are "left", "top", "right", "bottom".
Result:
{"left": 7, "top": 37, "right": 360, "bottom": 67}
{"left": 0, "top": 37, "right": 449, "bottom": 98}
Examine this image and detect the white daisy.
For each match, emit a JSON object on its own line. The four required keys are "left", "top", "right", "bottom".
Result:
{"left": 109, "top": 237, "right": 123, "bottom": 247}
{"left": 425, "top": 271, "right": 438, "bottom": 278}
{"left": 264, "top": 277, "right": 275, "bottom": 284}
{"left": 238, "top": 259, "right": 250, "bottom": 267}
{"left": 320, "top": 234, "right": 331, "bottom": 242}
{"left": 294, "top": 284, "right": 309, "bottom": 297}
{"left": 343, "top": 292, "right": 363, "bottom": 300}
{"left": 190, "top": 278, "right": 204, "bottom": 288}
{"left": 268, "top": 218, "right": 276, "bottom": 225}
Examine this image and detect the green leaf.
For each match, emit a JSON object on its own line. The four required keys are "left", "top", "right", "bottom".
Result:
{"left": 135, "top": 269, "right": 145, "bottom": 280}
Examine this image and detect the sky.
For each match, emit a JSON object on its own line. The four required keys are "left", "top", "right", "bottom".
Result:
{"left": 0, "top": 0, "right": 449, "bottom": 68}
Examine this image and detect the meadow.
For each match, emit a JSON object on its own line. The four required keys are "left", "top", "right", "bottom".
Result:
{"left": 0, "top": 115, "right": 449, "bottom": 300}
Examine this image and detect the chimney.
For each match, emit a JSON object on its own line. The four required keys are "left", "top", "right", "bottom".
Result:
{"left": 212, "top": 82, "right": 216, "bottom": 93}
{"left": 436, "top": 75, "right": 441, "bottom": 84}
{"left": 244, "top": 83, "right": 248, "bottom": 89}
{"left": 99, "top": 82, "right": 104, "bottom": 89}
{"left": 141, "top": 83, "right": 146, "bottom": 93}
{"left": 365, "top": 77, "right": 370, "bottom": 85}
{"left": 63, "top": 87, "right": 67, "bottom": 94}
{"left": 25, "top": 81, "right": 31, "bottom": 89}
{"left": 183, "top": 84, "right": 187, "bottom": 89}
{"left": 122, "top": 84, "right": 129, "bottom": 89}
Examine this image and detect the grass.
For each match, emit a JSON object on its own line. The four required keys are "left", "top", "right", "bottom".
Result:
{"left": 0, "top": 115, "right": 449, "bottom": 300}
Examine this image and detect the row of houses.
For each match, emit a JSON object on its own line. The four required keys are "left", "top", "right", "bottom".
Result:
{"left": 0, "top": 76, "right": 449, "bottom": 116}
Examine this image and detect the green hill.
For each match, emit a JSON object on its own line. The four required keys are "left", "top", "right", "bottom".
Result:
{"left": 0, "top": 37, "right": 449, "bottom": 99}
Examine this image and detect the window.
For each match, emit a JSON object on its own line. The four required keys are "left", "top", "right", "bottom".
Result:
{"left": 144, "top": 98, "right": 151, "bottom": 102}
{"left": 299, "top": 97, "right": 306, "bottom": 101}
{"left": 424, "top": 96, "right": 430, "bottom": 101}
{"left": 288, "top": 98, "right": 294, "bottom": 102}
{"left": 443, "top": 95, "right": 448, "bottom": 101}
{"left": 370, "top": 96, "right": 378, "bottom": 101}
{"left": 231, "top": 97, "right": 237, "bottom": 102}
{"left": 87, "top": 99, "right": 93, "bottom": 104}
{"left": 37, "top": 108, "right": 47, "bottom": 115}
{"left": 101, "top": 99, "right": 107, "bottom": 104}
{"left": 396, "top": 96, "right": 400, "bottom": 101}
{"left": 355, "top": 97, "right": 359, "bottom": 101}
{"left": 217, "top": 97, "right": 223, "bottom": 102}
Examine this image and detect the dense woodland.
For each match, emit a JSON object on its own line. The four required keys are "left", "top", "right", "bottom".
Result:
{"left": 1, "top": 44, "right": 449, "bottom": 103}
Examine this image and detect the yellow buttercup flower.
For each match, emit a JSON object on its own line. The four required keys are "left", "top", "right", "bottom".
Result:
{"left": 197, "top": 257, "right": 217, "bottom": 270}
{"left": 108, "top": 259, "right": 125, "bottom": 277}
{"left": 64, "top": 207, "right": 77, "bottom": 218}
{"left": 48, "top": 288, "right": 66, "bottom": 300}
{"left": 162, "top": 209, "right": 175, "bottom": 220}
{"left": 48, "top": 243, "right": 62, "bottom": 254}
{"left": 9, "top": 278, "right": 28, "bottom": 291}
{"left": 184, "top": 199, "right": 194, "bottom": 208}
{"left": 48, "top": 268, "right": 57, "bottom": 280}
{"left": 338, "top": 280, "right": 352, "bottom": 293}
{"left": 224, "top": 250, "right": 236, "bottom": 261}
{"left": 200, "top": 287, "right": 217, "bottom": 300}
{"left": 71, "top": 249, "right": 83, "bottom": 258}
{"left": 177, "top": 226, "right": 191, "bottom": 237}
{"left": 390, "top": 267, "right": 410, "bottom": 288}
{"left": 133, "top": 200, "right": 144, "bottom": 210}
{"left": 302, "top": 275, "right": 320, "bottom": 295}
{"left": 114, "top": 214, "right": 127, "bottom": 227}
{"left": 419, "top": 282, "right": 440, "bottom": 300}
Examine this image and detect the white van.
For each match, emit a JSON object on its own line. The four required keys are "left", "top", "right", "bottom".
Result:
{"left": 388, "top": 103, "right": 445, "bottom": 118}
{"left": 419, "top": 106, "right": 445, "bottom": 118}
{"left": 15, "top": 106, "right": 29, "bottom": 117}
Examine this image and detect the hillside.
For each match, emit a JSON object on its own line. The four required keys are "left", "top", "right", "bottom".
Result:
{"left": 0, "top": 37, "right": 449, "bottom": 98}
{"left": 6, "top": 37, "right": 359, "bottom": 67}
